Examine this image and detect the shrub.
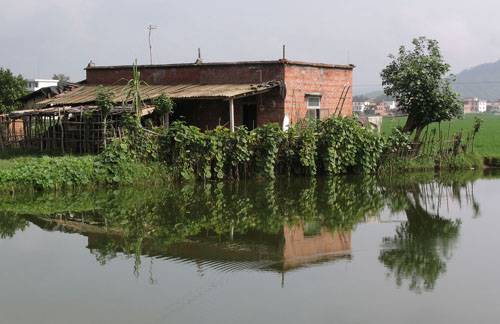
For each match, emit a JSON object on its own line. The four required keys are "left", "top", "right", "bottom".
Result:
{"left": 159, "top": 117, "right": 386, "bottom": 180}
{"left": 279, "top": 120, "right": 318, "bottom": 176}
{"left": 318, "top": 117, "right": 382, "bottom": 175}
{"left": 0, "top": 156, "right": 95, "bottom": 190}
{"left": 160, "top": 121, "right": 206, "bottom": 179}
{"left": 225, "top": 126, "right": 253, "bottom": 180}
{"left": 251, "top": 123, "right": 284, "bottom": 179}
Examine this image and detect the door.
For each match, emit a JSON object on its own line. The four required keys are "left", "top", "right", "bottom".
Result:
{"left": 242, "top": 104, "right": 257, "bottom": 130}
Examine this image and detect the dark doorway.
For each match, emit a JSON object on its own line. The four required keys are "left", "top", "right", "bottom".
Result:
{"left": 243, "top": 104, "right": 257, "bottom": 130}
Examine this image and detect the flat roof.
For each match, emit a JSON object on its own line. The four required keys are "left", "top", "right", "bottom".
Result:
{"left": 86, "top": 59, "right": 355, "bottom": 70}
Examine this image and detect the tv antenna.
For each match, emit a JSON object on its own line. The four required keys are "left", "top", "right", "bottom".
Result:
{"left": 147, "top": 24, "right": 158, "bottom": 65}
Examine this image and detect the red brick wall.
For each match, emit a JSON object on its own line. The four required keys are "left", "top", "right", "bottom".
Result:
{"left": 86, "top": 64, "right": 284, "bottom": 85}
{"left": 256, "top": 90, "right": 285, "bottom": 127}
{"left": 283, "top": 65, "right": 353, "bottom": 124}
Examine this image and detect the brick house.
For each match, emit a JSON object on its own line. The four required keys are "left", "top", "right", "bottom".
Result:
{"left": 88, "top": 60, "right": 353, "bottom": 129}
{"left": 43, "top": 60, "right": 354, "bottom": 131}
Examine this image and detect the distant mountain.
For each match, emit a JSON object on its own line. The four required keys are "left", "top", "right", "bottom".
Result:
{"left": 454, "top": 60, "right": 500, "bottom": 101}
{"left": 357, "top": 90, "right": 383, "bottom": 99}
{"left": 353, "top": 90, "right": 392, "bottom": 102}
{"left": 357, "top": 60, "right": 500, "bottom": 101}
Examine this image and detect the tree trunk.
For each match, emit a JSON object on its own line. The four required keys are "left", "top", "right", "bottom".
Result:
{"left": 413, "top": 126, "right": 424, "bottom": 143}
{"left": 403, "top": 114, "right": 425, "bottom": 155}
{"left": 403, "top": 114, "right": 419, "bottom": 134}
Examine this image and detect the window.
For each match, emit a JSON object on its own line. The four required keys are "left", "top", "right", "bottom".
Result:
{"left": 306, "top": 95, "right": 321, "bottom": 120}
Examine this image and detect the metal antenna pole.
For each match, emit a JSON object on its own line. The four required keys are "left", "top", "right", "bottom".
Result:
{"left": 148, "top": 24, "right": 158, "bottom": 65}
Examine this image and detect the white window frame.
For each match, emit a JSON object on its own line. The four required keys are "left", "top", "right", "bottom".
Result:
{"left": 306, "top": 95, "right": 322, "bottom": 120}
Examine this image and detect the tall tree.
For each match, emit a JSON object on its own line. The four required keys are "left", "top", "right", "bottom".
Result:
{"left": 381, "top": 37, "right": 463, "bottom": 140}
{"left": 52, "top": 73, "right": 71, "bottom": 85}
{"left": 0, "top": 68, "right": 27, "bottom": 113}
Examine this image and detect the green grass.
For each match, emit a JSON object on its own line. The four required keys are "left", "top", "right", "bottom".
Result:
{"left": 382, "top": 114, "right": 500, "bottom": 158}
{"left": 0, "top": 155, "right": 170, "bottom": 191}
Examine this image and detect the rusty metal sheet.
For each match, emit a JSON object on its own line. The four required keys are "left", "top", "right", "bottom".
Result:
{"left": 38, "top": 81, "right": 280, "bottom": 107}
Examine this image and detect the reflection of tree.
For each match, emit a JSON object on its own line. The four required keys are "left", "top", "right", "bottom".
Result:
{"left": 0, "top": 212, "right": 28, "bottom": 239}
{"left": 379, "top": 181, "right": 466, "bottom": 293}
{"left": 380, "top": 201, "right": 460, "bottom": 292}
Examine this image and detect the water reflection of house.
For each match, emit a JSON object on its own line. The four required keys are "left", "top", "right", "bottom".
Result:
{"left": 29, "top": 217, "right": 351, "bottom": 272}
{"left": 282, "top": 223, "right": 351, "bottom": 270}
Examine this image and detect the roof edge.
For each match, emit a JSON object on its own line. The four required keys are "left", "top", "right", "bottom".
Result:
{"left": 86, "top": 60, "right": 355, "bottom": 71}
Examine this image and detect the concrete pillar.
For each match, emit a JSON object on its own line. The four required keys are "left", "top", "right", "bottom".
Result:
{"left": 229, "top": 98, "right": 235, "bottom": 132}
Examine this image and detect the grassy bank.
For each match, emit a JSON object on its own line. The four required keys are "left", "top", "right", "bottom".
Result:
{"left": 0, "top": 115, "right": 495, "bottom": 192}
{"left": 380, "top": 153, "right": 484, "bottom": 174}
{"left": 0, "top": 155, "right": 169, "bottom": 191}
{"left": 382, "top": 114, "right": 500, "bottom": 158}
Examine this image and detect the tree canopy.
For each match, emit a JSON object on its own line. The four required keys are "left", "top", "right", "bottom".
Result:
{"left": 381, "top": 37, "right": 463, "bottom": 139}
{"left": 153, "top": 93, "right": 174, "bottom": 127}
{"left": 0, "top": 68, "right": 27, "bottom": 113}
{"left": 52, "top": 73, "right": 70, "bottom": 84}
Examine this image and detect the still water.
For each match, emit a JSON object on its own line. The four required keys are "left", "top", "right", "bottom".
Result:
{"left": 0, "top": 172, "right": 499, "bottom": 324}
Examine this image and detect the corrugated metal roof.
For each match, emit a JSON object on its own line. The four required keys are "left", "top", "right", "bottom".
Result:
{"left": 38, "top": 81, "right": 281, "bottom": 107}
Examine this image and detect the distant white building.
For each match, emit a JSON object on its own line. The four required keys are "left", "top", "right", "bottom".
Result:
{"left": 383, "top": 100, "right": 398, "bottom": 110}
{"left": 463, "top": 98, "right": 487, "bottom": 113}
{"left": 353, "top": 101, "right": 370, "bottom": 113}
{"left": 26, "top": 79, "right": 59, "bottom": 92}
{"left": 477, "top": 100, "right": 487, "bottom": 113}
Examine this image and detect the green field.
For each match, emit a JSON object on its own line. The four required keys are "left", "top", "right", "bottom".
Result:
{"left": 382, "top": 114, "right": 500, "bottom": 158}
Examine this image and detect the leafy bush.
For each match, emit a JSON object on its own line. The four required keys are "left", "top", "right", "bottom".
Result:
{"left": 153, "top": 94, "right": 175, "bottom": 127}
{"left": 0, "top": 156, "right": 96, "bottom": 190}
{"left": 317, "top": 117, "right": 383, "bottom": 175}
{"left": 318, "top": 118, "right": 358, "bottom": 174}
{"left": 160, "top": 121, "right": 206, "bottom": 179}
{"left": 159, "top": 117, "right": 386, "bottom": 180}
{"left": 225, "top": 126, "right": 253, "bottom": 180}
{"left": 279, "top": 120, "right": 318, "bottom": 176}
{"left": 356, "top": 126, "right": 385, "bottom": 173}
{"left": 0, "top": 136, "right": 168, "bottom": 191}
{"left": 252, "top": 123, "right": 284, "bottom": 179}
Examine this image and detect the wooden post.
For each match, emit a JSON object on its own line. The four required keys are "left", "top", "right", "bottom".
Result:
{"left": 229, "top": 98, "right": 235, "bottom": 132}
{"left": 79, "top": 110, "right": 83, "bottom": 154}
{"left": 59, "top": 108, "right": 65, "bottom": 154}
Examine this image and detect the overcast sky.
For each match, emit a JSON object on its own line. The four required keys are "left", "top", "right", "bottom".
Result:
{"left": 2, "top": 0, "right": 500, "bottom": 93}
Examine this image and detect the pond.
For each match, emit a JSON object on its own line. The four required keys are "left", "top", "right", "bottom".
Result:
{"left": 0, "top": 171, "right": 499, "bottom": 324}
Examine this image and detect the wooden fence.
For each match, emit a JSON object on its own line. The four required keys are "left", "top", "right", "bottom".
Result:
{"left": 0, "top": 106, "right": 137, "bottom": 154}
